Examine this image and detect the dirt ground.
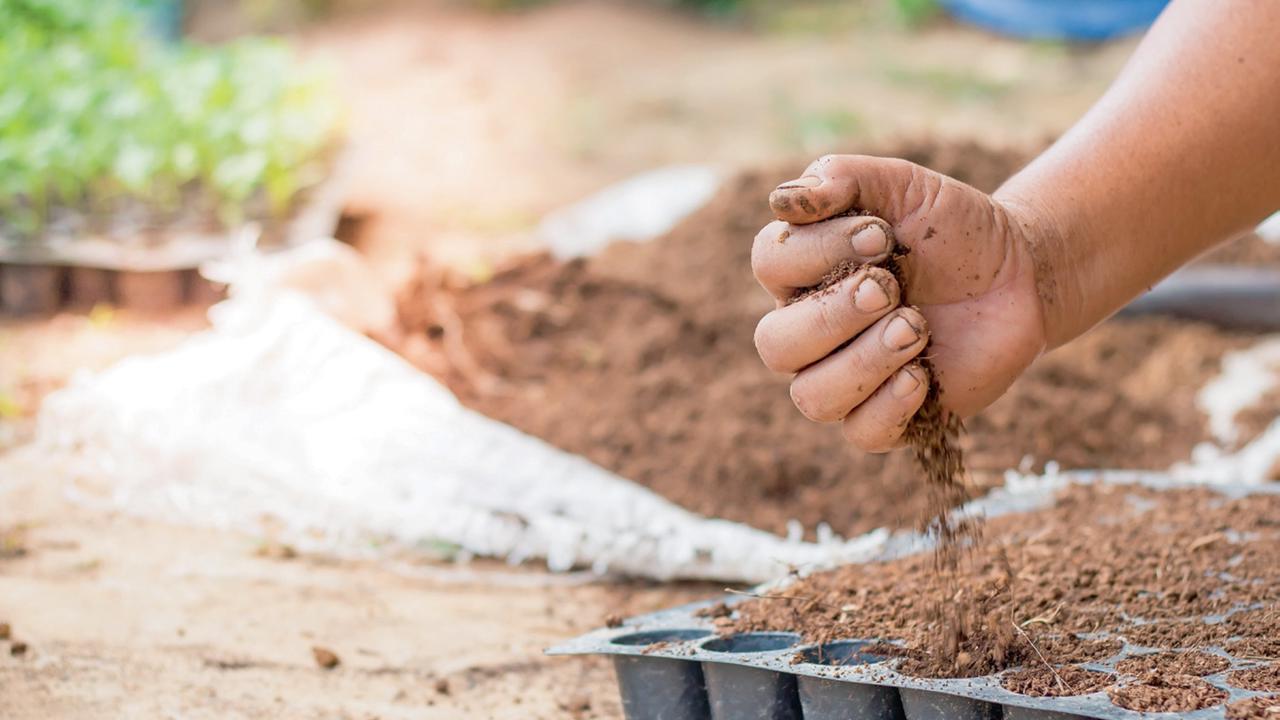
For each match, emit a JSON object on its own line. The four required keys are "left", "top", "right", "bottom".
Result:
{"left": 0, "top": 446, "right": 720, "bottom": 719}
{"left": 0, "top": 1, "right": 1141, "bottom": 717}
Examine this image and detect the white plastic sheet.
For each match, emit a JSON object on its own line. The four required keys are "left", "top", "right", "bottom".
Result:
{"left": 36, "top": 243, "right": 894, "bottom": 582}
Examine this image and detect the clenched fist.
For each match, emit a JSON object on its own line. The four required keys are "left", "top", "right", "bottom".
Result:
{"left": 751, "top": 154, "right": 1050, "bottom": 452}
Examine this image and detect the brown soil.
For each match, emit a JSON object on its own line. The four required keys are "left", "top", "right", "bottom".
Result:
{"left": 1000, "top": 665, "right": 1114, "bottom": 697}
{"left": 310, "top": 646, "right": 340, "bottom": 670}
{"left": 1108, "top": 674, "right": 1228, "bottom": 713}
{"left": 1116, "top": 651, "right": 1231, "bottom": 677}
{"left": 728, "top": 484, "right": 1280, "bottom": 678}
{"left": 1230, "top": 664, "right": 1280, "bottom": 692}
{"left": 390, "top": 140, "right": 1262, "bottom": 541}
{"left": 1227, "top": 695, "right": 1280, "bottom": 720}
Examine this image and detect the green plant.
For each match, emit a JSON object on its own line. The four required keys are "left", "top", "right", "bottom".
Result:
{"left": 0, "top": 0, "right": 341, "bottom": 240}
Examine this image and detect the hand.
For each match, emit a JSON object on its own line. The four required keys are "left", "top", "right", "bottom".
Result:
{"left": 751, "top": 154, "right": 1051, "bottom": 452}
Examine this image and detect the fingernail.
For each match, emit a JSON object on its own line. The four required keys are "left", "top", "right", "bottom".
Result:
{"left": 853, "top": 277, "right": 890, "bottom": 312}
{"left": 851, "top": 225, "right": 889, "bottom": 257}
{"left": 776, "top": 175, "right": 822, "bottom": 190}
{"left": 891, "top": 368, "right": 922, "bottom": 398}
{"left": 884, "top": 315, "right": 921, "bottom": 350}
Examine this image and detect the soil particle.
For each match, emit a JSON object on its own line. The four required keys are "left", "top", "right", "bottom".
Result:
{"left": 10, "top": 640, "right": 28, "bottom": 657}
{"left": 311, "top": 646, "right": 340, "bottom": 670}
{"left": 1035, "top": 635, "right": 1122, "bottom": 664}
{"left": 1116, "top": 650, "right": 1231, "bottom": 677}
{"left": 1229, "top": 664, "right": 1280, "bottom": 692}
{"left": 1227, "top": 695, "right": 1280, "bottom": 719}
{"left": 435, "top": 678, "right": 451, "bottom": 696}
{"left": 694, "top": 602, "right": 733, "bottom": 619}
{"left": 0, "top": 622, "right": 9, "bottom": 641}
{"left": 1108, "top": 674, "right": 1228, "bottom": 713}
{"left": 603, "top": 614, "right": 623, "bottom": 629}
{"left": 729, "top": 485, "right": 1280, "bottom": 678}
{"left": 391, "top": 140, "right": 1270, "bottom": 542}
{"left": 1000, "top": 665, "right": 1115, "bottom": 697}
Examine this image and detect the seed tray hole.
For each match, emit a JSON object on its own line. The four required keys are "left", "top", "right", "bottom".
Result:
{"left": 1000, "top": 665, "right": 1115, "bottom": 698}
{"left": 1115, "top": 650, "right": 1230, "bottom": 677}
{"left": 1226, "top": 694, "right": 1280, "bottom": 719}
{"left": 1228, "top": 663, "right": 1280, "bottom": 692}
{"left": 1107, "top": 674, "right": 1228, "bottom": 713}
{"left": 701, "top": 632, "right": 799, "bottom": 654}
{"left": 793, "top": 640, "right": 897, "bottom": 667}
{"left": 610, "top": 629, "right": 711, "bottom": 647}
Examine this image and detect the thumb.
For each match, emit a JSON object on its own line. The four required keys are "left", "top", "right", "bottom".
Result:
{"left": 770, "top": 154, "right": 923, "bottom": 226}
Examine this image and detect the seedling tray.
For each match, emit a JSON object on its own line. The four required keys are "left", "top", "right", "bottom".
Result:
{"left": 549, "top": 596, "right": 1274, "bottom": 720}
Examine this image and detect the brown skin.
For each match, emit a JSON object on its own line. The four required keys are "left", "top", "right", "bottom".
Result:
{"left": 753, "top": 0, "right": 1280, "bottom": 452}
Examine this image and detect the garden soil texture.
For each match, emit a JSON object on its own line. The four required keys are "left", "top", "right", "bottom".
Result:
{"left": 391, "top": 139, "right": 1280, "bottom": 540}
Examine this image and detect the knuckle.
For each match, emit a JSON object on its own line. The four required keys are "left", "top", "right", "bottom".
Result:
{"left": 790, "top": 376, "right": 838, "bottom": 423}
{"left": 842, "top": 418, "right": 901, "bottom": 454}
{"left": 753, "top": 315, "right": 791, "bottom": 373}
{"left": 750, "top": 221, "right": 788, "bottom": 284}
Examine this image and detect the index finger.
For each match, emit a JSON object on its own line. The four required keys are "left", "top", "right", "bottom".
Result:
{"left": 769, "top": 154, "right": 919, "bottom": 225}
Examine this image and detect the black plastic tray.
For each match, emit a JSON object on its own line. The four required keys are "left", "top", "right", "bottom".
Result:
{"left": 549, "top": 596, "right": 1274, "bottom": 720}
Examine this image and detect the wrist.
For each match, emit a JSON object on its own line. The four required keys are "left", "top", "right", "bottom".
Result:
{"left": 992, "top": 186, "right": 1081, "bottom": 350}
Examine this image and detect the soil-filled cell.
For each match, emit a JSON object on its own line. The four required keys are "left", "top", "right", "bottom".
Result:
{"left": 1107, "top": 674, "right": 1228, "bottom": 713}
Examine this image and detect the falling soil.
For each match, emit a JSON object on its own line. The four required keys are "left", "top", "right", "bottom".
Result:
{"left": 730, "top": 484, "right": 1280, "bottom": 678}
{"left": 1000, "top": 665, "right": 1115, "bottom": 697}
{"left": 1228, "top": 695, "right": 1280, "bottom": 719}
{"left": 1115, "top": 651, "right": 1231, "bottom": 677}
{"left": 1229, "top": 664, "right": 1280, "bottom": 692}
{"left": 781, "top": 227, "right": 978, "bottom": 673}
{"left": 390, "top": 139, "right": 1273, "bottom": 541}
{"left": 1108, "top": 674, "right": 1228, "bottom": 713}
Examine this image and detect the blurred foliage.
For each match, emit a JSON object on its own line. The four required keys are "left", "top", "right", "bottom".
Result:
{"left": 0, "top": 0, "right": 341, "bottom": 240}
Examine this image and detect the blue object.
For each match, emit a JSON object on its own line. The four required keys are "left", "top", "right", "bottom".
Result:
{"left": 942, "top": 0, "right": 1170, "bottom": 41}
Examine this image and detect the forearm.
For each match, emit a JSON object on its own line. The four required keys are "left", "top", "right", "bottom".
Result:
{"left": 995, "top": 0, "right": 1280, "bottom": 348}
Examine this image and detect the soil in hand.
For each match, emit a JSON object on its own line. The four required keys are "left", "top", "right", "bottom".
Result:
{"left": 391, "top": 140, "right": 1272, "bottom": 541}
{"left": 1108, "top": 674, "right": 1228, "bottom": 713}
{"left": 728, "top": 484, "right": 1280, "bottom": 678}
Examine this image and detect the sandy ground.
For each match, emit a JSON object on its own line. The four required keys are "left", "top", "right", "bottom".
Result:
{"left": 0, "top": 445, "right": 714, "bottom": 719}
{"left": 2, "top": 2, "right": 1135, "bottom": 716}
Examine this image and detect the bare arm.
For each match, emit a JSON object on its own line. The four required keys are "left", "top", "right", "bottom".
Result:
{"left": 998, "top": 0, "right": 1280, "bottom": 347}
{"left": 752, "top": 0, "right": 1280, "bottom": 452}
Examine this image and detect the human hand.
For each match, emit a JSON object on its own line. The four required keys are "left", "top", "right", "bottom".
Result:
{"left": 751, "top": 154, "right": 1051, "bottom": 451}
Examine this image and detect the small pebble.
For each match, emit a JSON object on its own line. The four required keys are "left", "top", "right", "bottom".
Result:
{"left": 10, "top": 641, "right": 28, "bottom": 657}
{"left": 311, "top": 646, "right": 340, "bottom": 669}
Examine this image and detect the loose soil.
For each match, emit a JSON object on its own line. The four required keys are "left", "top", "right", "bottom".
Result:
{"left": 1230, "top": 664, "right": 1280, "bottom": 692}
{"left": 1108, "top": 674, "right": 1228, "bottom": 713}
{"left": 391, "top": 140, "right": 1272, "bottom": 541}
{"left": 729, "top": 483, "right": 1280, "bottom": 679}
{"left": 1115, "top": 651, "right": 1231, "bottom": 677}
{"left": 1228, "top": 695, "right": 1280, "bottom": 720}
{"left": 1000, "top": 665, "right": 1114, "bottom": 697}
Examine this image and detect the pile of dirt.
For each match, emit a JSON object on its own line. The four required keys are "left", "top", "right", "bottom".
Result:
{"left": 728, "top": 483, "right": 1280, "bottom": 683}
{"left": 391, "top": 140, "right": 1273, "bottom": 539}
{"left": 1108, "top": 674, "right": 1229, "bottom": 713}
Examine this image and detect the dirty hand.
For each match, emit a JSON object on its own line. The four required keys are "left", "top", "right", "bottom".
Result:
{"left": 751, "top": 154, "right": 1050, "bottom": 452}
